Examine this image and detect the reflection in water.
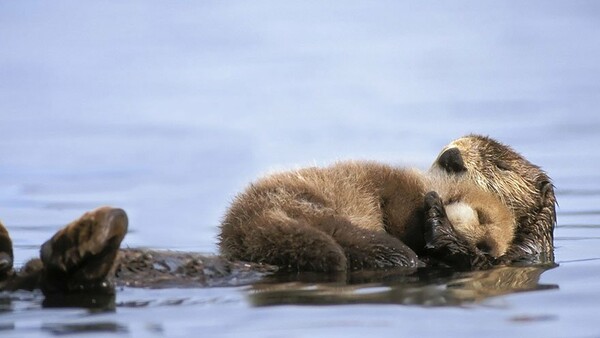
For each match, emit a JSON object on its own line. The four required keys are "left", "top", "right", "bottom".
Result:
{"left": 248, "top": 264, "right": 558, "bottom": 307}
{"left": 42, "top": 292, "right": 116, "bottom": 311}
{"left": 42, "top": 322, "right": 128, "bottom": 335}
{"left": 0, "top": 295, "right": 11, "bottom": 313}
{"left": 0, "top": 290, "right": 115, "bottom": 312}
{"left": 0, "top": 292, "right": 120, "bottom": 335}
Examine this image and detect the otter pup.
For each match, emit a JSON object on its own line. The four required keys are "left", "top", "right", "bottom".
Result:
{"left": 219, "top": 134, "right": 555, "bottom": 272}
{"left": 219, "top": 162, "right": 517, "bottom": 272}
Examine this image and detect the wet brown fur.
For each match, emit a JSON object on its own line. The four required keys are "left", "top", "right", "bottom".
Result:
{"left": 219, "top": 159, "right": 517, "bottom": 272}
{"left": 220, "top": 134, "right": 555, "bottom": 271}
{"left": 220, "top": 163, "right": 424, "bottom": 271}
{"left": 0, "top": 207, "right": 128, "bottom": 294}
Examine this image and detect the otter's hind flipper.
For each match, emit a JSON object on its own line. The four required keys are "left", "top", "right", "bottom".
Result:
{"left": 39, "top": 207, "right": 128, "bottom": 295}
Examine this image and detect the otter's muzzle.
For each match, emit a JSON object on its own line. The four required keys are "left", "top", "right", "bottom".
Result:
{"left": 437, "top": 147, "right": 467, "bottom": 173}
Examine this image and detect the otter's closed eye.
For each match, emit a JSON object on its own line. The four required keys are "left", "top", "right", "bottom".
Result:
{"left": 476, "top": 208, "right": 491, "bottom": 225}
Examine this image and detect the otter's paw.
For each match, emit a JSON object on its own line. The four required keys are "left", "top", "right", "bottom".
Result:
{"left": 423, "top": 192, "right": 490, "bottom": 270}
{"left": 341, "top": 232, "right": 420, "bottom": 270}
{"left": 350, "top": 244, "right": 420, "bottom": 270}
{"left": 423, "top": 191, "right": 454, "bottom": 251}
{"left": 0, "top": 221, "right": 14, "bottom": 278}
{"left": 40, "top": 207, "right": 128, "bottom": 294}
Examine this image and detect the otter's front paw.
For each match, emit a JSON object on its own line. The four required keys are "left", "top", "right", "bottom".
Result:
{"left": 40, "top": 207, "right": 128, "bottom": 294}
{"left": 423, "top": 191, "right": 453, "bottom": 250}
{"left": 423, "top": 192, "right": 490, "bottom": 270}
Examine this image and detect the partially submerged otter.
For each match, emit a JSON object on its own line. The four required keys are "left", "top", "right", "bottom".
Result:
{"left": 0, "top": 207, "right": 273, "bottom": 295}
{"left": 219, "top": 162, "right": 516, "bottom": 271}
{"left": 0, "top": 134, "right": 556, "bottom": 295}
{"left": 0, "top": 207, "right": 128, "bottom": 294}
{"left": 219, "top": 134, "right": 555, "bottom": 271}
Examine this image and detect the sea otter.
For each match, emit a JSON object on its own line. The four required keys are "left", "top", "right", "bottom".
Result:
{"left": 0, "top": 134, "right": 556, "bottom": 294}
{"left": 0, "top": 207, "right": 273, "bottom": 294}
{"left": 219, "top": 134, "right": 555, "bottom": 271}
{"left": 218, "top": 159, "right": 518, "bottom": 272}
{"left": 427, "top": 135, "right": 556, "bottom": 266}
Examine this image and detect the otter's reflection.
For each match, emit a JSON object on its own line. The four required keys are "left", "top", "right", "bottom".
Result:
{"left": 248, "top": 264, "right": 558, "bottom": 307}
{"left": 42, "top": 292, "right": 116, "bottom": 310}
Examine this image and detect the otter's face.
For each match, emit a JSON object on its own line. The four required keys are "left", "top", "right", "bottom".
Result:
{"left": 430, "top": 135, "right": 556, "bottom": 225}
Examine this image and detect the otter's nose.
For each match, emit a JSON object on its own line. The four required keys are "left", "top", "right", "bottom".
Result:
{"left": 438, "top": 148, "right": 466, "bottom": 173}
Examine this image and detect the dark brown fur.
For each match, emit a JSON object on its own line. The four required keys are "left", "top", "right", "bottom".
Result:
{"left": 0, "top": 207, "right": 127, "bottom": 294}
{"left": 0, "top": 208, "right": 273, "bottom": 295}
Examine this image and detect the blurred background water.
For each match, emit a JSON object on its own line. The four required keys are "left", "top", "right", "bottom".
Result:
{"left": 0, "top": 1, "right": 599, "bottom": 337}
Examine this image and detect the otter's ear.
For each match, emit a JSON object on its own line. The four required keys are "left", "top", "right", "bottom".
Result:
{"left": 539, "top": 180, "right": 557, "bottom": 223}
{"left": 540, "top": 181, "right": 555, "bottom": 202}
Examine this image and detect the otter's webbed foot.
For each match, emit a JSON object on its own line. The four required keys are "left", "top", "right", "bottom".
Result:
{"left": 423, "top": 191, "right": 492, "bottom": 270}
{"left": 39, "top": 207, "right": 128, "bottom": 295}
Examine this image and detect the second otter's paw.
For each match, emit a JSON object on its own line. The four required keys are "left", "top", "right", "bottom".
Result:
{"left": 40, "top": 207, "right": 128, "bottom": 294}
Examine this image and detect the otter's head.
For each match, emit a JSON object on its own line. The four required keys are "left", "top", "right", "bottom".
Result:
{"left": 430, "top": 135, "right": 556, "bottom": 254}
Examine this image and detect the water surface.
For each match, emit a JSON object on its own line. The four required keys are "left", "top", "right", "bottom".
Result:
{"left": 1, "top": 1, "right": 600, "bottom": 337}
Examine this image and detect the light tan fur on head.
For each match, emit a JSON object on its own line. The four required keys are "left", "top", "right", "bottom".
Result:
{"left": 431, "top": 135, "right": 552, "bottom": 225}
{"left": 430, "top": 134, "right": 556, "bottom": 259}
{"left": 429, "top": 174, "right": 517, "bottom": 258}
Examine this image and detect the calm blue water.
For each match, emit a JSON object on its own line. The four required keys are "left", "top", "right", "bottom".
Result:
{"left": 1, "top": 1, "right": 600, "bottom": 337}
